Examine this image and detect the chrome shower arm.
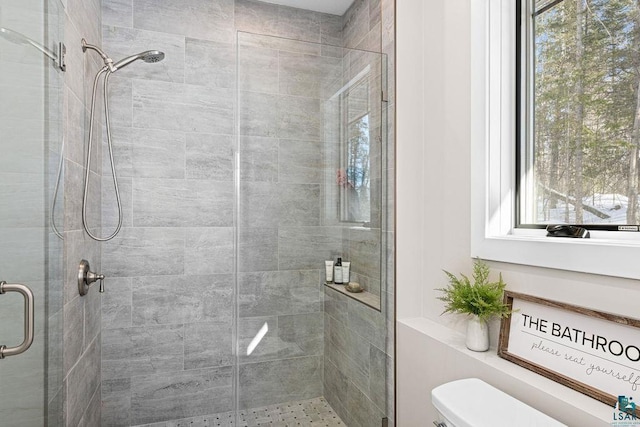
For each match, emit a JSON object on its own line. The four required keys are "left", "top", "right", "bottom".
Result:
{"left": 81, "top": 38, "right": 116, "bottom": 72}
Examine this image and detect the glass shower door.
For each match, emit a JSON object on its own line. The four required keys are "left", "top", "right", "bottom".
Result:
{"left": 236, "top": 32, "right": 391, "bottom": 426}
{"left": 0, "top": 0, "right": 64, "bottom": 425}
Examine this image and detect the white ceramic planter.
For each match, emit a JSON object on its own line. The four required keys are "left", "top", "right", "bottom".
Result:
{"left": 466, "top": 316, "right": 489, "bottom": 352}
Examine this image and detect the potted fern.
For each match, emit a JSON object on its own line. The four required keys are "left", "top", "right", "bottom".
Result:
{"left": 437, "top": 259, "right": 512, "bottom": 351}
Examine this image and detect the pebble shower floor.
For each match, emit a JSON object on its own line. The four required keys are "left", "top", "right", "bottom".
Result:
{"left": 134, "top": 397, "right": 346, "bottom": 427}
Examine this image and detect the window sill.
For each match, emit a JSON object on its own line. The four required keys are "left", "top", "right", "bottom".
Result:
{"left": 511, "top": 227, "right": 640, "bottom": 243}
{"left": 472, "top": 231, "right": 640, "bottom": 280}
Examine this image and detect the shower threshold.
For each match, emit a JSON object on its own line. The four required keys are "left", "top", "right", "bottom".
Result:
{"left": 134, "top": 397, "right": 346, "bottom": 427}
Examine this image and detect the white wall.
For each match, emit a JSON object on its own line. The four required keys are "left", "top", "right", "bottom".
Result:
{"left": 396, "top": 0, "right": 640, "bottom": 425}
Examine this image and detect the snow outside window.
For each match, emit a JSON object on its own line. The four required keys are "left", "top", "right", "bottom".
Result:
{"left": 471, "top": 0, "right": 640, "bottom": 280}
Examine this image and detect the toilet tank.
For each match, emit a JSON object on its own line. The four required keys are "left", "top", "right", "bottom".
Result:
{"left": 431, "top": 378, "right": 567, "bottom": 427}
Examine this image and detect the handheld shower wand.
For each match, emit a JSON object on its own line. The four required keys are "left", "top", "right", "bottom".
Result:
{"left": 81, "top": 39, "right": 165, "bottom": 242}
{"left": 112, "top": 50, "right": 165, "bottom": 71}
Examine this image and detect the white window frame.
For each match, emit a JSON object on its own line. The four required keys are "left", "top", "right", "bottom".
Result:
{"left": 470, "top": 0, "right": 640, "bottom": 280}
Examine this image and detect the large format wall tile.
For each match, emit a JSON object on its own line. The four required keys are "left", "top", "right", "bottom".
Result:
{"left": 238, "top": 45, "right": 279, "bottom": 94}
{"left": 101, "top": 378, "right": 132, "bottom": 426}
{"left": 186, "top": 133, "right": 234, "bottom": 181}
{"left": 347, "top": 226, "right": 382, "bottom": 279}
{"left": 133, "top": 0, "right": 235, "bottom": 43}
{"left": 277, "top": 5, "right": 322, "bottom": 42}
{"left": 238, "top": 270, "right": 321, "bottom": 317}
{"left": 276, "top": 95, "right": 321, "bottom": 140}
{"left": 278, "top": 227, "right": 343, "bottom": 270}
{"left": 347, "top": 379, "right": 386, "bottom": 427}
{"left": 238, "top": 313, "right": 323, "bottom": 364}
{"left": 239, "top": 136, "right": 279, "bottom": 182}
{"left": 277, "top": 312, "right": 324, "bottom": 357}
{"left": 234, "top": 0, "right": 280, "bottom": 38}
{"left": 184, "top": 227, "right": 234, "bottom": 275}
{"left": 103, "top": 0, "right": 133, "bottom": 28}
{"left": 133, "top": 178, "right": 233, "bottom": 227}
{"left": 102, "top": 277, "right": 133, "bottom": 330}
{"left": 185, "top": 38, "right": 235, "bottom": 89}
{"left": 240, "top": 182, "right": 279, "bottom": 228}
{"left": 133, "top": 80, "right": 234, "bottom": 134}
{"left": 130, "top": 367, "right": 234, "bottom": 425}
{"left": 66, "top": 336, "right": 101, "bottom": 427}
{"left": 326, "top": 315, "right": 371, "bottom": 390}
{"left": 184, "top": 321, "right": 234, "bottom": 369}
{"left": 106, "top": 126, "right": 187, "bottom": 180}
{"left": 277, "top": 183, "right": 321, "bottom": 226}
{"left": 238, "top": 227, "right": 278, "bottom": 272}
{"left": 102, "top": 324, "right": 184, "bottom": 379}
{"left": 78, "top": 386, "right": 102, "bottom": 427}
{"left": 323, "top": 359, "right": 350, "bottom": 425}
{"left": 238, "top": 316, "right": 281, "bottom": 364}
{"left": 68, "top": 0, "right": 102, "bottom": 49}
{"left": 102, "top": 227, "right": 185, "bottom": 277}
{"left": 278, "top": 139, "right": 323, "bottom": 184}
{"left": 103, "top": 77, "right": 133, "bottom": 129}
{"left": 239, "top": 91, "right": 279, "bottom": 138}
{"left": 132, "top": 274, "right": 233, "bottom": 325}
{"left": 238, "top": 356, "right": 323, "bottom": 409}
{"left": 278, "top": 51, "right": 341, "bottom": 98}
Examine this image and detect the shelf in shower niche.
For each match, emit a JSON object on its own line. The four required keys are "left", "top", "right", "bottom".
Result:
{"left": 324, "top": 283, "right": 381, "bottom": 311}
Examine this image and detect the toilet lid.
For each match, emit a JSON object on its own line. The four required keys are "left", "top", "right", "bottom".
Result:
{"left": 431, "top": 378, "right": 567, "bottom": 427}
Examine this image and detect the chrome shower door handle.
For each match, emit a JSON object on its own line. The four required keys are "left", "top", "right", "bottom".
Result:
{"left": 0, "top": 281, "right": 34, "bottom": 359}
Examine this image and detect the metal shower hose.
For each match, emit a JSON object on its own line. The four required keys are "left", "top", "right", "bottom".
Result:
{"left": 82, "top": 67, "right": 123, "bottom": 241}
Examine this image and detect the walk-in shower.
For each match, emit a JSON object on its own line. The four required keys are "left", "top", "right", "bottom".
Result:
{"left": 81, "top": 39, "right": 165, "bottom": 241}
{"left": 97, "top": 1, "right": 393, "bottom": 422}
{"left": 0, "top": 0, "right": 394, "bottom": 426}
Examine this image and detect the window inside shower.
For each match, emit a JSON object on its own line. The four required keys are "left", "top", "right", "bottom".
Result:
{"left": 339, "top": 71, "right": 372, "bottom": 224}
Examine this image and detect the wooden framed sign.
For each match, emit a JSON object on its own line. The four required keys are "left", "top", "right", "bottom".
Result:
{"left": 498, "top": 291, "right": 640, "bottom": 412}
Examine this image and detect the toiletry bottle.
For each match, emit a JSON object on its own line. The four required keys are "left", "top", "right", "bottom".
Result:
{"left": 334, "top": 257, "right": 343, "bottom": 284}
{"left": 325, "top": 260, "right": 334, "bottom": 283}
{"left": 342, "top": 261, "right": 351, "bottom": 284}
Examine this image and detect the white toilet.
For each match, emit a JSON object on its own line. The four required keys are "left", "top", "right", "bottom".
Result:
{"left": 431, "top": 378, "right": 567, "bottom": 427}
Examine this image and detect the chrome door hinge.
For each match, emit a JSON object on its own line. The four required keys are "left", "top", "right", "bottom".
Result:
{"left": 56, "top": 42, "right": 66, "bottom": 72}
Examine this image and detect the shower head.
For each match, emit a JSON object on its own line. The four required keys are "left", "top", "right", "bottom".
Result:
{"left": 1, "top": 27, "right": 58, "bottom": 61}
{"left": 111, "top": 50, "right": 165, "bottom": 71}
{"left": 0, "top": 27, "right": 29, "bottom": 45}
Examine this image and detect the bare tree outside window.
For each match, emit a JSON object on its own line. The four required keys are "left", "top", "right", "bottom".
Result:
{"left": 520, "top": 0, "right": 640, "bottom": 227}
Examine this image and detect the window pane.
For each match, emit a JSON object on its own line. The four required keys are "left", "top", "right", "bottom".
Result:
{"left": 522, "top": 0, "right": 640, "bottom": 225}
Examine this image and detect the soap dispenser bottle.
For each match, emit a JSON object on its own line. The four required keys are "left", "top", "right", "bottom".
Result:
{"left": 334, "top": 257, "right": 343, "bottom": 284}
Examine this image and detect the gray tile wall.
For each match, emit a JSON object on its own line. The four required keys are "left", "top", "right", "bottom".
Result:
{"left": 322, "top": 0, "right": 396, "bottom": 426}
{"left": 99, "top": 0, "right": 395, "bottom": 426}
{"left": 61, "top": 0, "right": 104, "bottom": 425}
{"left": 234, "top": 22, "right": 341, "bottom": 415}
{"left": 98, "top": 1, "right": 231, "bottom": 424}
